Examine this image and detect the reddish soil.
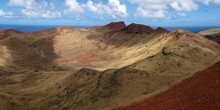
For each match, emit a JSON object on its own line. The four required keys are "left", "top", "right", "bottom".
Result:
{"left": 125, "top": 23, "right": 155, "bottom": 33}
{"left": 76, "top": 52, "right": 109, "bottom": 65}
{"left": 116, "top": 61, "right": 220, "bottom": 110}
{"left": 0, "top": 29, "right": 22, "bottom": 39}
{"left": 105, "top": 22, "right": 126, "bottom": 31}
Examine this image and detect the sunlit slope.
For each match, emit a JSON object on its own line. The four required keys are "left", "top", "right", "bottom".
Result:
{"left": 0, "top": 22, "right": 170, "bottom": 70}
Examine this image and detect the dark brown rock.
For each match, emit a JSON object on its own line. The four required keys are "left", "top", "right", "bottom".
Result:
{"left": 156, "top": 27, "right": 169, "bottom": 33}
{"left": 104, "top": 21, "right": 126, "bottom": 31}
{"left": 123, "top": 23, "right": 155, "bottom": 33}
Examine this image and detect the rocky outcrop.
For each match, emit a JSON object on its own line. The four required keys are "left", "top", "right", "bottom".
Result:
{"left": 103, "top": 22, "right": 168, "bottom": 34}
{"left": 204, "top": 34, "right": 220, "bottom": 44}
{"left": 104, "top": 21, "right": 126, "bottom": 31}
{"left": 123, "top": 23, "right": 155, "bottom": 33}
{"left": 169, "top": 29, "right": 196, "bottom": 40}
{"left": 156, "top": 27, "right": 169, "bottom": 33}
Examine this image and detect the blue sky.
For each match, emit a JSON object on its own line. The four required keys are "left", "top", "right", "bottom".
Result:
{"left": 0, "top": 0, "right": 220, "bottom": 26}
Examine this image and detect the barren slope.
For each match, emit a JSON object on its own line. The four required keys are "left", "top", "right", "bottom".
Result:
{"left": 0, "top": 22, "right": 219, "bottom": 110}
{"left": 0, "top": 22, "right": 172, "bottom": 70}
{"left": 116, "top": 61, "right": 220, "bottom": 110}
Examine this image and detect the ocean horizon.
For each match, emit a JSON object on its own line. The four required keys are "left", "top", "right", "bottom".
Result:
{"left": 0, "top": 24, "right": 219, "bottom": 34}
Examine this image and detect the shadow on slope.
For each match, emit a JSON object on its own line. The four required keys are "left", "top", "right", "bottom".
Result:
{"left": 198, "top": 28, "right": 220, "bottom": 44}
{"left": 0, "top": 29, "right": 59, "bottom": 69}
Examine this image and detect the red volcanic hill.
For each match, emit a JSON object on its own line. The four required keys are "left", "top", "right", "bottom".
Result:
{"left": 117, "top": 61, "right": 220, "bottom": 110}
{"left": 104, "top": 21, "right": 126, "bottom": 31}
{"left": 156, "top": 27, "right": 169, "bottom": 33}
{"left": 101, "top": 22, "right": 167, "bottom": 34}
{"left": 0, "top": 29, "right": 22, "bottom": 39}
{"left": 123, "top": 23, "right": 155, "bottom": 33}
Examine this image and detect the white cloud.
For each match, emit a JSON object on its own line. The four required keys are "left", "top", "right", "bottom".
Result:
{"left": 5, "top": 0, "right": 220, "bottom": 20}
{"left": 135, "top": 8, "right": 166, "bottom": 18}
{"left": 85, "top": 0, "right": 127, "bottom": 19}
{"left": 202, "top": 0, "right": 220, "bottom": 5}
{"left": 178, "top": 12, "right": 187, "bottom": 17}
{"left": 50, "top": 0, "right": 58, "bottom": 10}
{"left": 64, "top": 0, "right": 127, "bottom": 19}
{"left": 129, "top": 0, "right": 199, "bottom": 18}
{"left": 85, "top": 0, "right": 98, "bottom": 12}
{"left": 108, "top": 0, "right": 128, "bottom": 18}
{"left": 0, "top": 9, "right": 16, "bottom": 18}
{"left": 21, "top": 10, "right": 61, "bottom": 18}
{"left": 129, "top": 0, "right": 167, "bottom": 9}
{"left": 170, "top": 0, "right": 198, "bottom": 11}
{"left": 7, "top": 0, "right": 60, "bottom": 18}
{"left": 8, "top": 0, "right": 45, "bottom": 9}
{"left": 0, "top": 10, "right": 5, "bottom": 16}
{"left": 64, "top": 0, "right": 85, "bottom": 14}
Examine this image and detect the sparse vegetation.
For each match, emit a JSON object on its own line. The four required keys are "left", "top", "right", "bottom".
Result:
{"left": 0, "top": 23, "right": 219, "bottom": 110}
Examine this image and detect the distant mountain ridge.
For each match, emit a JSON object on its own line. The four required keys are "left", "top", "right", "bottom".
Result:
{"left": 198, "top": 28, "right": 220, "bottom": 43}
